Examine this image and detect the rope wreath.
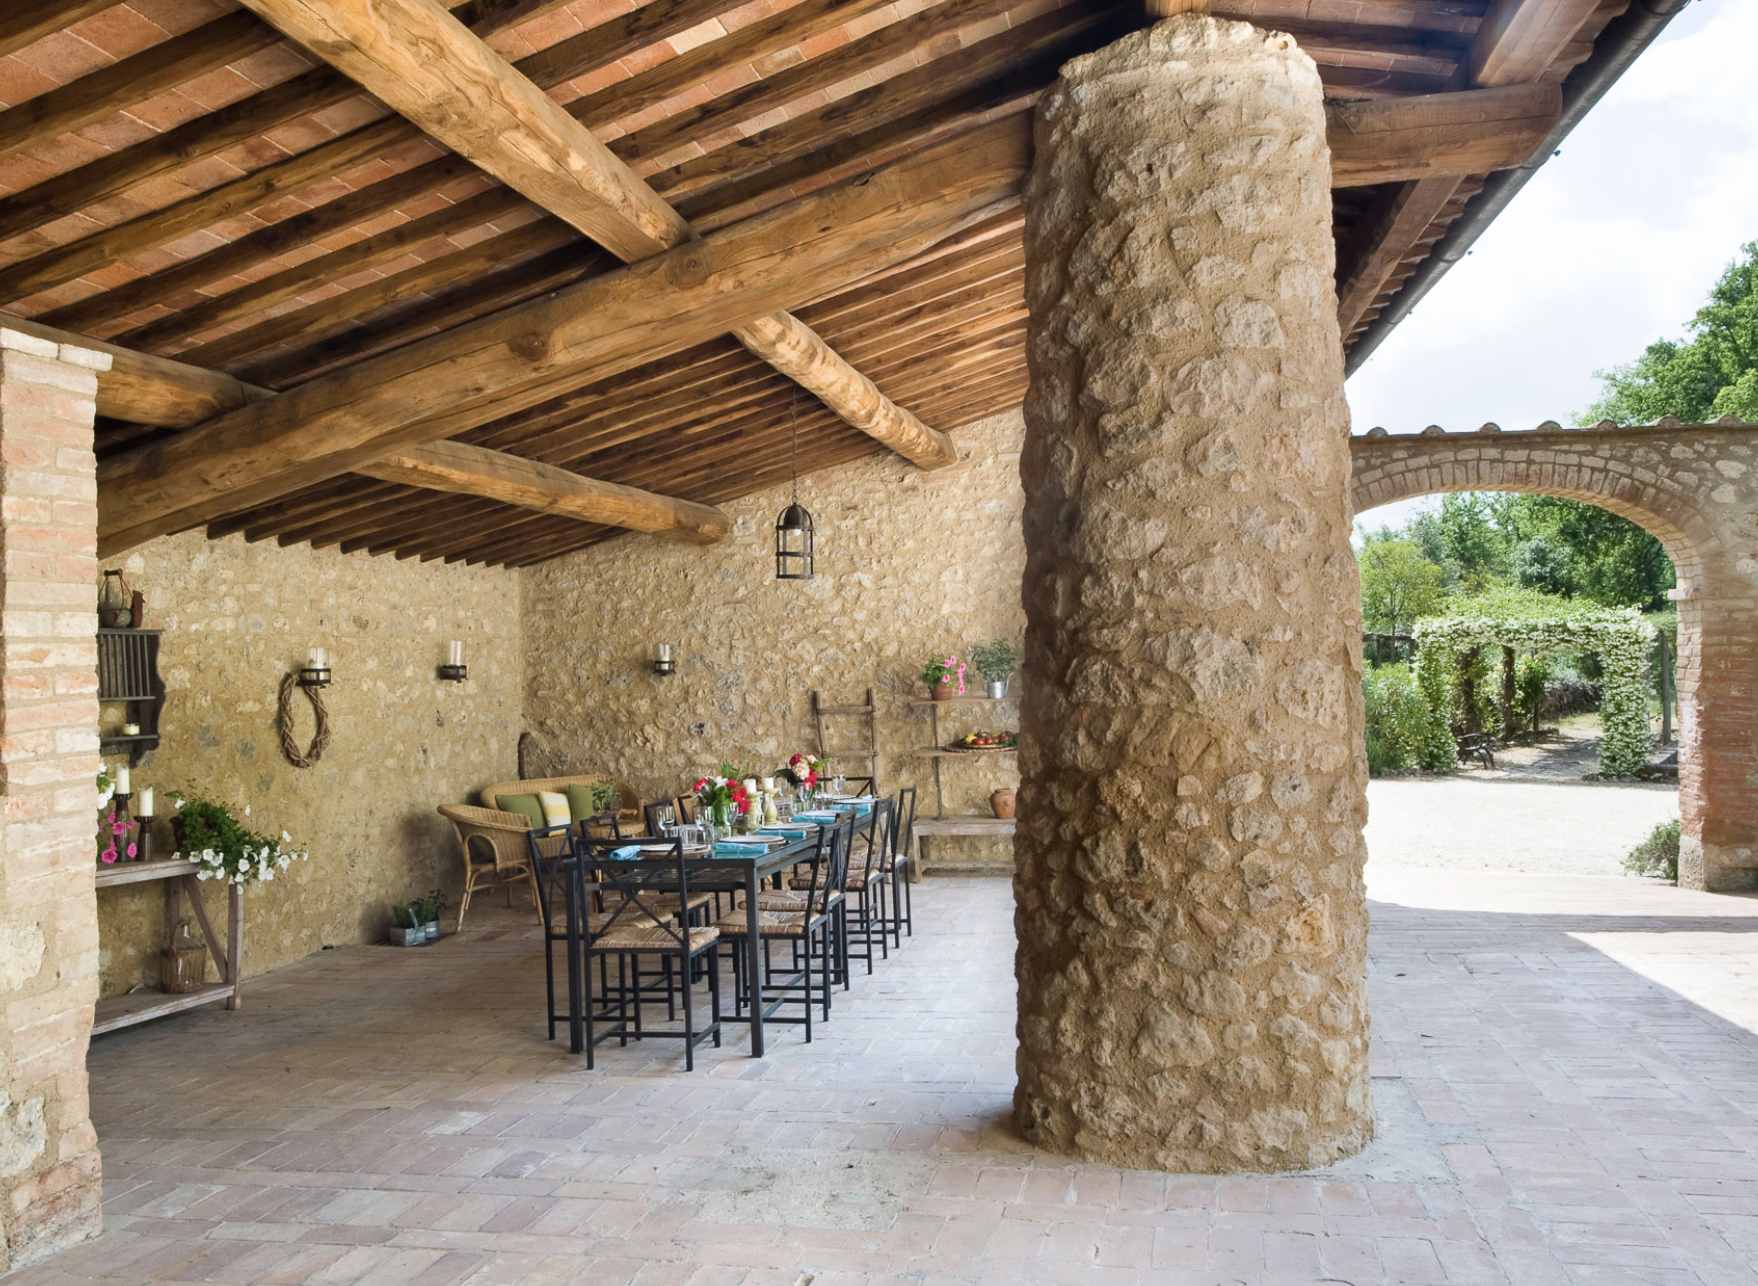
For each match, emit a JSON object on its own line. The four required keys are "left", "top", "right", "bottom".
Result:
{"left": 277, "top": 673, "right": 332, "bottom": 768}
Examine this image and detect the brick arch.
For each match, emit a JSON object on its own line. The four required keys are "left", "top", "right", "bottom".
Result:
{"left": 1349, "top": 422, "right": 1758, "bottom": 893}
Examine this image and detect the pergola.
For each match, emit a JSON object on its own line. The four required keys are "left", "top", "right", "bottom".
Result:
{"left": 0, "top": 0, "right": 1705, "bottom": 1271}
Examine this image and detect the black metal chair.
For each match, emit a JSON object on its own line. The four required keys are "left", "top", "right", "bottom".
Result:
{"left": 796, "top": 800, "right": 891, "bottom": 974}
{"left": 882, "top": 785, "right": 917, "bottom": 944}
{"left": 573, "top": 833, "right": 722, "bottom": 1070}
{"left": 715, "top": 817, "right": 849, "bottom": 1040}
{"left": 525, "top": 821, "right": 588, "bottom": 1046}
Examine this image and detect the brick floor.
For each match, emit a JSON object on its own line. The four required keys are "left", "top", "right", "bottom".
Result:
{"left": 11, "top": 871, "right": 1758, "bottom": 1285}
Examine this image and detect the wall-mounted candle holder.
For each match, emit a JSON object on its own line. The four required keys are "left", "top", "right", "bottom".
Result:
{"left": 438, "top": 639, "right": 468, "bottom": 682}
{"left": 299, "top": 645, "right": 332, "bottom": 688}
{"left": 651, "top": 642, "right": 677, "bottom": 677}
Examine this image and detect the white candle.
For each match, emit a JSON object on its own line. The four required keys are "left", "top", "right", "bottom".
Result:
{"left": 761, "top": 777, "right": 774, "bottom": 791}
{"left": 743, "top": 778, "right": 758, "bottom": 796}
{"left": 656, "top": 643, "right": 673, "bottom": 662}
{"left": 448, "top": 639, "right": 462, "bottom": 666}
{"left": 115, "top": 766, "right": 130, "bottom": 794}
{"left": 139, "top": 787, "right": 154, "bottom": 816}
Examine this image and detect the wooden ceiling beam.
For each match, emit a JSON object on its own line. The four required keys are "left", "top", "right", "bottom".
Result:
{"left": 234, "top": 0, "right": 957, "bottom": 473}
{"left": 95, "top": 114, "right": 1031, "bottom": 554}
{"left": 1333, "top": 178, "right": 1461, "bottom": 339}
{"left": 355, "top": 440, "right": 728, "bottom": 544}
{"left": 1469, "top": 0, "right": 1606, "bottom": 86}
{"left": 0, "top": 310, "right": 269, "bottom": 427}
{"left": 1326, "top": 83, "right": 1561, "bottom": 187}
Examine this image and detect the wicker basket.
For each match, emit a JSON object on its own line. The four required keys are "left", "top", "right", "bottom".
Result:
{"left": 160, "top": 916, "right": 208, "bottom": 993}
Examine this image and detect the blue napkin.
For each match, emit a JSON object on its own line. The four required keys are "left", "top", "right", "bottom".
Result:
{"left": 796, "top": 811, "right": 839, "bottom": 822}
{"left": 609, "top": 845, "right": 640, "bottom": 861}
{"left": 759, "top": 824, "right": 812, "bottom": 836}
{"left": 713, "top": 839, "right": 768, "bottom": 855}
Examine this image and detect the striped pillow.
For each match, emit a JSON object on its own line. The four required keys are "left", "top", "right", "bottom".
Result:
{"left": 537, "top": 791, "right": 571, "bottom": 827}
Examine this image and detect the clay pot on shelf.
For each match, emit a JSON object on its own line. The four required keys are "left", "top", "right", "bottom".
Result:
{"left": 990, "top": 788, "right": 1016, "bottom": 820}
{"left": 931, "top": 680, "right": 956, "bottom": 701}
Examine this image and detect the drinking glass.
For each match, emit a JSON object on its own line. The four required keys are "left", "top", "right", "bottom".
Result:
{"left": 832, "top": 773, "right": 847, "bottom": 795}
{"left": 657, "top": 804, "right": 675, "bottom": 838}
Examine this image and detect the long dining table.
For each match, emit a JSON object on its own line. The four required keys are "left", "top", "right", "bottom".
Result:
{"left": 559, "top": 826, "right": 825, "bottom": 1059}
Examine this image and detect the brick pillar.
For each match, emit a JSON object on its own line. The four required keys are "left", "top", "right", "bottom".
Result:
{"left": 1676, "top": 591, "right": 1758, "bottom": 891}
{"left": 1014, "top": 16, "right": 1371, "bottom": 1170}
{"left": 0, "top": 328, "right": 108, "bottom": 1270}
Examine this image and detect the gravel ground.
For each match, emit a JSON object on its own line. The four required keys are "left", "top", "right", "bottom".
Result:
{"left": 1365, "top": 775, "right": 1679, "bottom": 877}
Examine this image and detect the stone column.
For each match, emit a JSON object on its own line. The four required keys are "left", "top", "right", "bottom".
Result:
{"left": 0, "top": 328, "right": 108, "bottom": 1269}
{"left": 1014, "top": 16, "right": 1371, "bottom": 1171}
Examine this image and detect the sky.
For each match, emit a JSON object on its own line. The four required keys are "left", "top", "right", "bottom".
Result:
{"left": 1344, "top": 0, "right": 1757, "bottom": 533}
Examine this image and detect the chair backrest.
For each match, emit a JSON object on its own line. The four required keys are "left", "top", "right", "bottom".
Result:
{"left": 801, "top": 817, "right": 853, "bottom": 922}
{"left": 675, "top": 794, "right": 699, "bottom": 824}
{"left": 524, "top": 821, "right": 579, "bottom": 937}
{"left": 894, "top": 785, "right": 917, "bottom": 860}
{"left": 642, "top": 800, "right": 678, "bottom": 838}
{"left": 575, "top": 834, "right": 693, "bottom": 952}
{"left": 841, "top": 775, "right": 876, "bottom": 796}
{"left": 851, "top": 799, "right": 892, "bottom": 883}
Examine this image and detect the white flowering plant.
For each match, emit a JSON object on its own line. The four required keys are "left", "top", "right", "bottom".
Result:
{"left": 1412, "top": 591, "right": 1655, "bottom": 777}
{"left": 168, "top": 789, "right": 309, "bottom": 885}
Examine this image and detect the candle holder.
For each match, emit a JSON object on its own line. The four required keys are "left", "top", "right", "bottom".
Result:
{"left": 136, "top": 812, "right": 154, "bottom": 864}
{"left": 437, "top": 663, "right": 468, "bottom": 681}
{"left": 651, "top": 642, "right": 677, "bottom": 677}
{"left": 299, "top": 646, "right": 332, "bottom": 688}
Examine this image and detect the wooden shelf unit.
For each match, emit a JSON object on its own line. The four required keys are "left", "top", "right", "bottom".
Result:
{"left": 97, "top": 628, "right": 166, "bottom": 765}
{"left": 92, "top": 857, "right": 242, "bottom": 1036}
{"left": 911, "top": 693, "right": 1019, "bottom": 819}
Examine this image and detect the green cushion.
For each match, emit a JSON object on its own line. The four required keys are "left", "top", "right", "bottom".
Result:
{"left": 498, "top": 793, "right": 547, "bottom": 829}
{"left": 466, "top": 834, "right": 497, "bottom": 866}
{"left": 566, "top": 783, "right": 607, "bottom": 823}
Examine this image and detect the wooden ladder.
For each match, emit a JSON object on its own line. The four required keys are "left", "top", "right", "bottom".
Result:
{"left": 812, "top": 688, "right": 881, "bottom": 793}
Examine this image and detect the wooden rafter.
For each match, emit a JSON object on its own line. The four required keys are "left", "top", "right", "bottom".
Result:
{"left": 357, "top": 442, "right": 730, "bottom": 544}
{"left": 95, "top": 115, "right": 1032, "bottom": 555}
{"left": 233, "top": 0, "right": 958, "bottom": 472}
{"left": 1326, "top": 84, "right": 1561, "bottom": 187}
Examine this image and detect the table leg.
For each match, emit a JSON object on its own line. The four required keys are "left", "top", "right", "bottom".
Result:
{"left": 745, "top": 865, "right": 764, "bottom": 1057}
{"left": 226, "top": 880, "right": 243, "bottom": 1009}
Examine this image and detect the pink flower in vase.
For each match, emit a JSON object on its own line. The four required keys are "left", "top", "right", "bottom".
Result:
{"left": 125, "top": 842, "right": 138, "bottom": 859}
{"left": 100, "top": 844, "right": 117, "bottom": 864}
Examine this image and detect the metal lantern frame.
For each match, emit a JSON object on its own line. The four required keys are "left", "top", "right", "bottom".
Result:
{"left": 774, "top": 389, "right": 815, "bottom": 581}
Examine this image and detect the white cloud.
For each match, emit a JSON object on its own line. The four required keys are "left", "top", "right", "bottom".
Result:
{"left": 1345, "top": 0, "right": 1758, "bottom": 459}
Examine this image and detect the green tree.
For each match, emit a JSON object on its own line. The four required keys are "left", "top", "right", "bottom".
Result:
{"left": 1497, "top": 494, "right": 1673, "bottom": 610}
{"left": 1358, "top": 539, "right": 1446, "bottom": 634}
{"left": 1436, "top": 493, "right": 1508, "bottom": 587}
{"left": 1584, "top": 241, "right": 1758, "bottom": 425}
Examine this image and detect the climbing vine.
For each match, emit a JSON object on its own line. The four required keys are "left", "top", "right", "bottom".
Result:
{"left": 1412, "top": 593, "right": 1656, "bottom": 777}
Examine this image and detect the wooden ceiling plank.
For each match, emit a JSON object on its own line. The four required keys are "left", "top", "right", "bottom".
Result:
{"left": 356, "top": 440, "right": 730, "bottom": 543}
{"left": 95, "top": 114, "right": 1032, "bottom": 554}
{"left": 177, "top": 219, "right": 576, "bottom": 370}
{"left": 239, "top": 242, "right": 602, "bottom": 386}
{"left": 0, "top": 11, "right": 276, "bottom": 164}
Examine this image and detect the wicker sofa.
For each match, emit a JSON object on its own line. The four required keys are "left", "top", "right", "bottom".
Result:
{"left": 436, "top": 775, "right": 645, "bottom": 930}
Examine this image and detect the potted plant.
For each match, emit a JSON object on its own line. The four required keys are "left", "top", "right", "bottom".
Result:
{"left": 167, "top": 789, "right": 308, "bottom": 885}
{"left": 415, "top": 892, "right": 442, "bottom": 942}
{"left": 920, "top": 653, "right": 967, "bottom": 701}
{"left": 389, "top": 902, "right": 424, "bottom": 947}
{"left": 969, "top": 639, "right": 1017, "bottom": 699}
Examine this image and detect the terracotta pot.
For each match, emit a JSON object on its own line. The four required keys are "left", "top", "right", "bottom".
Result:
{"left": 931, "top": 680, "right": 957, "bottom": 701}
{"left": 990, "top": 788, "right": 1016, "bottom": 820}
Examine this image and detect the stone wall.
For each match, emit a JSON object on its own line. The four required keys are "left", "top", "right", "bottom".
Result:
{"left": 522, "top": 410, "right": 1027, "bottom": 852}
{"left": 0, "top": 330, "right": 107, "bottom": 1270}
{"left": 95, "top": 532, "right": 522, "bottom": 999}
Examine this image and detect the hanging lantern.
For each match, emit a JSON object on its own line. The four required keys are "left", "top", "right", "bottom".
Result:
{"left": 775, "top": 389, "right": 815, "bottom": 581}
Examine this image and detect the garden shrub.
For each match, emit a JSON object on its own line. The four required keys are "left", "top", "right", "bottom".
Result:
{"left": 1413, "top": 592, "right": 1654, "bottom": 776}
{"left": 1622, "top": 819, "right": 1680, "bottom": 882}
{"left": 1363, "top": 663, "right": 1428, "bottom": 775}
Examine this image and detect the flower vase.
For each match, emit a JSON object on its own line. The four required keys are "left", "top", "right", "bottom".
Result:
{"left": 931, "top": 680, "right": 956, "bottom": 701}
{"left": 986, "top": 678, "right": 1008, "bottom": 699}
{"left": 711, "top": 801, "right": 733, "bottom": 836}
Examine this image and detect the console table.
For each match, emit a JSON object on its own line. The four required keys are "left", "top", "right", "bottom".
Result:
{"left": 92, "top": 859, "right": 242, "bottom": 1036}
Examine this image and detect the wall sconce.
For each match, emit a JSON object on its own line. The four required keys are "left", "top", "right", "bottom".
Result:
{"left": 438, "top": 639, "right": 468, "bottom": 682}
{"left": 299, "top": 646, "right": 332, "bottom": 688}
{"left": 651, "top": 643, "right": 677, "bottom": 677}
